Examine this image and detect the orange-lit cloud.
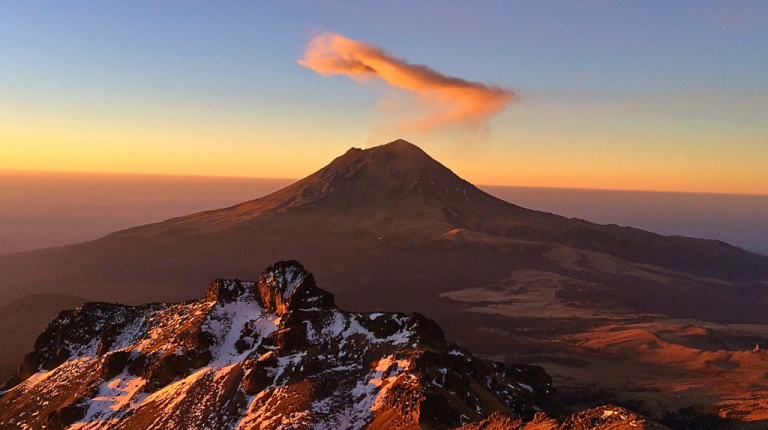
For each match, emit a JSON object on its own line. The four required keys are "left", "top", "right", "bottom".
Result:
{"left": 299, "top": 32, "right": 516, "bottom": 132}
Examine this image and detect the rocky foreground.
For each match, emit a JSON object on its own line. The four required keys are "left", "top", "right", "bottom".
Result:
{"left": 0, "top": 261, "right": 663, "bottom": 429}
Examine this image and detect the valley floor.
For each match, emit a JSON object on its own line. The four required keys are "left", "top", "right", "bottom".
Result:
{"left": 454, "top": 311, "right": 768, "bottom": 429}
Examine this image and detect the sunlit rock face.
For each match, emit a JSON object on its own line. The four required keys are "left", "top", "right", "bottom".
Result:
{"left": 0, "top": 261, "right": 556, "bottom": 430}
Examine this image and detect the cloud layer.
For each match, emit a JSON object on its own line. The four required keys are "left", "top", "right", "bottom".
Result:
{"left": 299, "top": 33, "right": 516, "bottom": 132}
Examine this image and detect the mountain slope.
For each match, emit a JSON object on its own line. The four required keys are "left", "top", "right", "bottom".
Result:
{"left": 1, "top": 140, "right": 765, "bottom": 305}
{"left": 102, "top": 139, "right": 768, "bottom": 281}
{"left": 0, "top": 261, "right": 559, "bottom": 430}
{"left": 0, "top": 139, "right": 766, "bottom": 382}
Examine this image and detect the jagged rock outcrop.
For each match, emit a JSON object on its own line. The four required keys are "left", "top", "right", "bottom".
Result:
{"left": 458, "top": 406, "right": 670, "bottom": 429}
{"left": 0, "top": 261, "right": 558, "bottom": 430}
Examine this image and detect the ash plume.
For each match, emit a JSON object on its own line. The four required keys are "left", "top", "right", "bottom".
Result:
{"left": 299, "top": 32, "right": 516, "bottom": 132}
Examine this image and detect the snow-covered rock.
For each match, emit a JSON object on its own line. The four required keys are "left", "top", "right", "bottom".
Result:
{"left": 0, "top": 261, "right": 555, "bottom": 430}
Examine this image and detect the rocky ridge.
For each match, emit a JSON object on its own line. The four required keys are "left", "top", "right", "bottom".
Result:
{"left": 0, "top": 261, "right": 557, "bottom": 430}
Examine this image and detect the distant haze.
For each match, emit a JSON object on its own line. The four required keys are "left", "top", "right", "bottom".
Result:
{"left": 0, "top": 171, "right": 294, "bottom": 256}
{"left": 1, "top": 170, "right": 766, "bottom": 256}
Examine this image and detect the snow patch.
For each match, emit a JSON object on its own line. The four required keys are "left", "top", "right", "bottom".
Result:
{"left": 77, "top": 372, "right": 146, "bottom": 424}
{"left": 265, "top": 265, "right": 305, "bottom": 299}
{"left": 203, "top": 299, "right": 277, "bottom": 367}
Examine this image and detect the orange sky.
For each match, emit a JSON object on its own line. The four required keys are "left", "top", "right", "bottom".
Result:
{"left": 2, "top": 93, "right": 766, "bottom": 196}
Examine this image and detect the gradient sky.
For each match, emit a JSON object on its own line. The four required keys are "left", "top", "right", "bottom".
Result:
{"left": 2, "top": 1, "right": 767, "bottom": 194}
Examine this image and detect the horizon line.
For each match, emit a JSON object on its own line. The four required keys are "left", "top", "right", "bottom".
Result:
{"left": 2, "top": 168, "right": 767, "bottom": 198}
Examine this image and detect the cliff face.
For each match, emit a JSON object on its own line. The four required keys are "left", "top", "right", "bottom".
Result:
{"left": 0, "top": 261, "right": 556, "bottom": 430}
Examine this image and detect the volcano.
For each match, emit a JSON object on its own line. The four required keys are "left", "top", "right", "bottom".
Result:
{"left": 1, "top": 139, "right": 767, "bottom": 384}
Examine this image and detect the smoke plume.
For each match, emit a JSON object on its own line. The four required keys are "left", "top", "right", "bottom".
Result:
{"left": 299, "top": 32, "right": 516, "bottom": 132}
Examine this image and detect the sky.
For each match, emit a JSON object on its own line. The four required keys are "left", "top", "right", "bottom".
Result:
{"left": 1, "top": 1, "right": 767, "bottom": 194}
